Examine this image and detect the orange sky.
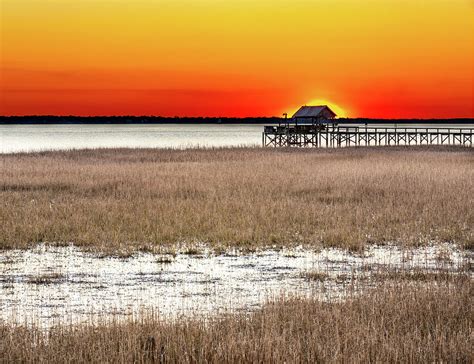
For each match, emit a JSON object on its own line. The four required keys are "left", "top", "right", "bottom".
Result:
{"left": 1, "top": 0, "right": 473, "bottom": 118}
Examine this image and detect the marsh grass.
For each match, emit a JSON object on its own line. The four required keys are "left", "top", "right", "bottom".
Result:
{"left": 27, "top": 272, "right": 64, "bottom": 285}
{"left": 299, "top": 268, "right": 469, "bottom": 284}
{"left": 0, "top": 280, "right": 471, "bottom": 363}
{"left": 370, "top": 269, "right": 469, "bottom": 282}
{"left": 1, "top": 146, "right": 472, "bottom": 253}
{"left": 301, "top": 271, "right": 328, "bottom": 281}
{"left": 156, "top": 256, "right": 174, "bottom": 264}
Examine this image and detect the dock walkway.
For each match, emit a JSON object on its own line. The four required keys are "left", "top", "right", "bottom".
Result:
{"left": 262, "top": 125, "right": 473, "bottom": 148}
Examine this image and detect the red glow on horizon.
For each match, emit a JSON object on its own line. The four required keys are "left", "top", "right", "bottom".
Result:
{"left": 1, "top": 1, "right": 473, "bottom": 118}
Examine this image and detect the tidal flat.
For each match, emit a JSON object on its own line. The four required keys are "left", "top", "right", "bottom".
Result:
{"left": 1, "top": 243, "right": 470, "bottom": 328}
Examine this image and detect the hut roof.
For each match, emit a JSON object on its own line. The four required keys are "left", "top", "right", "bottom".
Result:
{"left": 292, "top": 105, "right": 337, "bottom": 118}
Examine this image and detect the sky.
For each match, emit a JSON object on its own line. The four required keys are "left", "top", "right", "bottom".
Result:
{"left": 1, "top": 0, "right": 473, "bottom": 118}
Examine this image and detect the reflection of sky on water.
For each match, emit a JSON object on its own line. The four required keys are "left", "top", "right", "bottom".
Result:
{"left": 1, "top": 123, "right": 471, "bottom": 153}
{"left": 0, "top": 124, "right": 263, "bottom": 153}
{"left": 0, "top": 243, "right": 469, "bottom": 328}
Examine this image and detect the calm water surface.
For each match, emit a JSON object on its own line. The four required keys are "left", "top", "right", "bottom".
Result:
{"left": 0, "top": 123, "right": 471, "bottom": 153}
{"left": 0, "top": 124, "right": 264, "bottom": 153}
{"left": 1, "top": 244, "right": 468, "bottom": 327}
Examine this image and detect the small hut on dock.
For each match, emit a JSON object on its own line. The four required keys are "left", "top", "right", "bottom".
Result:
{"left": 292, "top": 105, "right": 337, "bottom": 125}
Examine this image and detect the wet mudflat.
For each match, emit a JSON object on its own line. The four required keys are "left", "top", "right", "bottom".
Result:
{"left": 0, "top": 244, "right": 470, "bottom": 328}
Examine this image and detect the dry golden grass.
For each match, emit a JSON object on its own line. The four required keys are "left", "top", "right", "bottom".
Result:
{"left": 1, "top": 280, "right": 471, "bottom": 363}
{"left": 1, "top": 146, "right": 473, "bottom": 252}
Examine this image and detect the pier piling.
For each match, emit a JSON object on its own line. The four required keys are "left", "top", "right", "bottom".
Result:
{"left": 263, "top": 125, "right": 473, "bottom": 148}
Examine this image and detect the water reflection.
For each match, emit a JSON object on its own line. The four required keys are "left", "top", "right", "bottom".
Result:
{"left": 0, "top": 244, "right": 469, "bottom": 328}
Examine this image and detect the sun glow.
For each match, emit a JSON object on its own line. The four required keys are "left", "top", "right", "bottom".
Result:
{"left": 306, "top": 100, "right": 349, "bottom": 119}
{"left": 286, "top": 99, "right": 349, "bottom": 119}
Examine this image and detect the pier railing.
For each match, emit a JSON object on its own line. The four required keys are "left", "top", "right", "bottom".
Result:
{"left": 263, "top": 125, "right": 473, "bottom": 148}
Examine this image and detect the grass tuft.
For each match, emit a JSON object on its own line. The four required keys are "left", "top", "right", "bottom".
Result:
{"left": 27, "top": 272, "right": 64, "bottom": 285}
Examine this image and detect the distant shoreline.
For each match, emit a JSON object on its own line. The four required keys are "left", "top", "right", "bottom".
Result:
{"left": 1, "top": 116, "right": 473, "bottom": 125}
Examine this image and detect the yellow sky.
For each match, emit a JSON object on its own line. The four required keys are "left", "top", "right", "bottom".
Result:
{"left": 1, "top": 0, "right": 473, "bottom": 117}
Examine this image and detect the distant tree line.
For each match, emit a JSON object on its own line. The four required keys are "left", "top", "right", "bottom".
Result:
{"left": 0, "top": 116, "right": 472, "bottom": 125}
{"left": 0, "top": 116, "right": 283, "bottom": 125}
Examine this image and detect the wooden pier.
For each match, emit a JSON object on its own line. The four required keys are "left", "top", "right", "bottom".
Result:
{"left": 262, "top": 125, "right": 473, "bottom": 148}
